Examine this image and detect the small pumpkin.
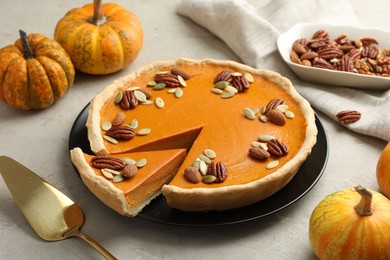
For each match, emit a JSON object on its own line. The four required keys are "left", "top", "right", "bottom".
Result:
{"left": 54, "top": 0, "right": 143, "bottom": 75}
{"left": 377, "top": 142, "right": 390, "bottom": 199}
{"left": 309, "top": 185, "right": 390, "bottom": 259}
{"left": 0, "top": 30, "right": 75, "bottom": 110}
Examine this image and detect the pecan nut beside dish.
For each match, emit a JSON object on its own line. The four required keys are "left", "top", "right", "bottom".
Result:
{"left": 336, "top": 110, "right": 361, "bottom": 124}
{"left": 92, "top": 156, "right": 126, "bottom": 170}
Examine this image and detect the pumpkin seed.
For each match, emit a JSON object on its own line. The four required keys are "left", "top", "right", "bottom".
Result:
{"left": 251, "top": 141, "right": 262, "bottom": 148}
{"left": 204, "top": 148, "right": 216, "bottom": 159}
{"left": 114, "top": 92, "right": 123, "bottom": 104}
{"left": 285, "top": 111, "right": 295, "bottom": 119}
{"left": 225, "top": 85, "right": 238, "bottom": 94}
{"left": 259, "top": 114, "right": 268, "bottom": 123}
{"left": 276, "top": 104, "right": 289, "bottom": 113}
{"left": 252, "top": 108, "right": 259, "bottom": 115}
{"left": 127, "top": 86, "right": 140, "bottom": 91}
{"left": 155, "top": 97, "right": 165, "bottom": 108}
{"left": 134, "top": 90, "right": 147, "bottom": 102}
{"left": 147, "top": 80, "right": 157, "bottom": 87}
{"left": 113, "top": 174, "right": 125, "bottom": 183}
{"left": 136, "top": 158, "right": 147, "bottom": 168}
{"left": 199, "top": 160, "right": 208, "bottom": 175}
{"left": 153, "top": 83, "right": 166, "bottom": 90}
{"left": 258, "top": 134, "right": 275, "bottom": 142}
{"left": 203, "top": 175, "right": 216, "bottom": 184}
{"left": 101, "top": 121, "right": 112, "bottom": 131}
{"left": 244, "top": 108, "right": 256, "bottom": 120}
{"left": 141, "top": 100, "right": 154, "bottom": 105}
{"left": 266, "top": 160, "right": 279, "bottom": 170}
{"left": 231, "top": 72, "right": 242, "bottom": 77}
{"left": 215, "top": 81, "right": 229, "bottom": 90}
{"left": 137, "top": 128, "right": 151, "bottom": 136}
{"left": 129, "top": 118, "right": 138, "bottom": 129}
{"left": 261, "top": 106, "right": 267, "bottom": 114}
{"left": 198, "top": 154, "right": 212, "bottom": 164}
{"left": 175, "top": 87, "right": 183, "bottom": 98}
{"left": 259, "top": 142, "right": 268, "bottom": 150}
{"left": 211, "top": 88, "right": 223, "bottom": 94}
{"left": 104, "top": 168, "right": 121, "bottom": 175}
{"left": 103, "top": 135, "right": 118, "bottom": 144}
{"left": 121, "top": 157, "right": 136, "bottom": 165}
{"left": 101, "top": 169, "right": 114, "bottom": 179}
{"left": 221, "top": 91, "right": 235, "bottom": 99}
{"left": 177, "top": 75, "right": 187, "bottom": 87}
{"left": 244, "top": 72, "right": 254, "bottom": 83}
{"left": 167, "top": 88, "right": 177, "bottom": 94}
{"left": 156, "top": 71, "right": 169, "bottom": 75}
{"left": 192, "top": 158, "right": 201, "bottom": 170}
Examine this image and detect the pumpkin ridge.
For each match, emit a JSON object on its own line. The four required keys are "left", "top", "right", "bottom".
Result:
{"left": 27, "top": 59, "right": 54, "bottom": 109}
{"left": 4, "top": 57, "right": 29, "bottom": 109}
{"left": 37, "top": 56, "right": 68, "bottom": 100}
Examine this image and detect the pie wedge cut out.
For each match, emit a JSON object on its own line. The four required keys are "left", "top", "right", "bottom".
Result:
{"left": 70, "top": 58, "right": 317, "bottom": 216}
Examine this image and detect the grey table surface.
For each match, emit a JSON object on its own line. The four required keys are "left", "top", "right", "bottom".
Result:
{"left": 0, "top": 0, "right": 389, "bottom": 259}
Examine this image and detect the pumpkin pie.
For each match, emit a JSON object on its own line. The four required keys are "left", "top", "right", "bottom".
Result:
{"left": 70, "top": 58, "right": 317, "bottom": 215}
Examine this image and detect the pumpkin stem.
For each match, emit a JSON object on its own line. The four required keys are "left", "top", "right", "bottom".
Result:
{"left": 354, "top": 185, "right": 374, "bottom": 216}
{"left": 19, "top": 30, "right": 34, "bottom": 59}
{"left": 91, "top": 0, "right": 106, "bottom": 26}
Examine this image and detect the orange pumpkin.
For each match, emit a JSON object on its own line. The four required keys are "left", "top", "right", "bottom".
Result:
{"left": 309, "top": 186, "right": 390, "bottom": 259}
{"left": 0, "top": 30, "right": 75, "bottom": 110}
{"left": 54, "top": 0, "right": 143, "bottom": 75}
{"left": 377, "top": 142, "right": 390, "bottom": 199}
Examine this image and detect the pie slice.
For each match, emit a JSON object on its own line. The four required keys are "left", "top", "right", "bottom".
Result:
{"left": 71, "top": 58, "right": 317, "bottom": 215}
{"left": 70, "top": 147, "right": 186, "bottom": 217}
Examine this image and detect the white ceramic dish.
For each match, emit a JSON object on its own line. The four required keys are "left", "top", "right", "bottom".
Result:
{"left": 277, "top": 23, "right": 390, "bottom": 90}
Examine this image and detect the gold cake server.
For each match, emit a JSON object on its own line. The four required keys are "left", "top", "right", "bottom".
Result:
{"left": 0, "top": 156, "right": 117, "bottom": 260}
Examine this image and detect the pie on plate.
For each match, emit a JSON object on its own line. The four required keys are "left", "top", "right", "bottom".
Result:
{"left": 70, "top": 58, "right": 317, "bottom": 216}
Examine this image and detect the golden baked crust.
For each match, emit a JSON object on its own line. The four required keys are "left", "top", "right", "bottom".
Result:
{"left": 84, "top": 58, "right": 317, "bottom": 213}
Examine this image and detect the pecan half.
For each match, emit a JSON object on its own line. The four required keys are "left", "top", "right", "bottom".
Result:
{"left": 267, "top": 109, "right": 286, "bottom": 126}
{"left": 183, "top": 167, "right": 202, "bottom": 183}
{"left": 171, "top": 68, "right": 190, "bottom": 80}
{"left": 248, "top": 147, "right": 270, "bottom": 160}
{"left": 318, "top": 47, "right": 343, "bottom": 59}
{"left": 154, "top": 73, "right": 180, "bottom": 88}
{"left": 214, "top": 69, "right": 233, "bottom": 83}
{"left": 120, "top": 90, "right": 138, "bottom": 110}
{"left": 292, "top": 41, "right": 307, "bottom": 54}
{"left": 112, "top": 112, "right": 126, "bottom": 126}
{"left": 345, "top": 49, "right": 361, "bottom": 63}
{"left": 336, "top": 110, "right": 361, "bottom": 124}
{"left": 231, "top": 75, "right": 250, "bottom": 92}
{"left": 106, "top": 125, "right": 135, "bottom": 140}
{"left": 207, "top": 162, "right": 228, "bottom": 183}
{"left": 312, "top": 30, "right": 329, "bottom": 40}
{"left": 361, "top": 46, "right": 378, "bottom": 59}
{"left": 122, "top": 164, "right": 138, "bottom": 178}
{"left": 92, "top": 156, "right": 126, "bottom": 170}
{"left": 265, "top": 98, "right": 285, "bottom": 114}
{"left": 267, "top": 139, "right": 288, "bottom": 157}
{"left": 338, "top": 56, "right": 354, "bottom": 72}
{"left": 312, "top": 57, "right": 335, "bottom": 70}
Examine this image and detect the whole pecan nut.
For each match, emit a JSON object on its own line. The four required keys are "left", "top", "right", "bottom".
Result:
{"left": 120, "top": 90, "right": 138, "bottom": 110}
{"left": 248, "top": 147, "right": 270, "bottom": 160}
{"left": 122, "top": 164, "right": 138, "bottom": 178}
{"left": 267, "top": 109, "right": 286, "bottom": 126}
{"left": 154, "top": 73, "right": 180, "bottom": 88}
{"left": 267, "top": 139, "right": 288, "bottom": 157}
{"left": 207, "top": 162, "right": 228, "bottom": 183}
{"left": 231, "top": 75, "right": 250, "bottom": 92}
{"left": 214, "top": 69, "right": 233, "bottom": 83}
{"left": 171, "top": 68, "right": 191, "bottom": 80}
{"left": 183, "top": 167, "right": 202, "bottom": 183}
{"left": 265, "top": 98, "right": 285, "bottom": 114}
{"left": 336, "top": 110, "right": 361, "bottom": 124}
{"left": 106, "top": 125, "right": 135, "bottom": 140}
{"left": 92, "top": 156, "right": 126, "bottom": 170}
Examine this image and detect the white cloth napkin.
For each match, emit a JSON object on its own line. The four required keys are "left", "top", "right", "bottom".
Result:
{"left": 177, "top": 0, "right": 390, "bottom": 141}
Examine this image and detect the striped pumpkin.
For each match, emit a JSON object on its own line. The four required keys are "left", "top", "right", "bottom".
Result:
{"left": 54, "top": 0, "right": 143, "bottom": 75}
{"left": 309, "top": 186, "right": 390, "bottom": 259}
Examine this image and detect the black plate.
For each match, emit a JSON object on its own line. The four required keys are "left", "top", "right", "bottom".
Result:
{"left": 69, "top": 104, "right": 328, "bottom": 226}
